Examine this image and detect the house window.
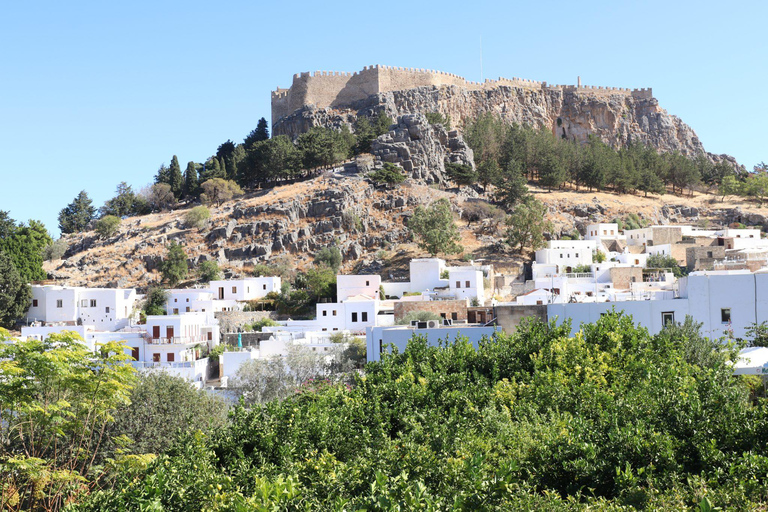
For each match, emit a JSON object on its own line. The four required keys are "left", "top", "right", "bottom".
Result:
{"left": 186, "top": 307, "right": 190, "bottom": 312}
{"left": 32, "top": 299, "right": 38, "bottom": 307}
{"left": 456, "top": 281, "right": 461, "bottom": 288}
{"left": 322, "top": 310, "right": 327, "bottom": 316}
{"left": 174, "top": 298, "right": 178, "bottom": 302}
{"left": 332, "top": 310, "right": 337, "bottom": 316}
{"left": 536, "top": 300, "right": 543, "bottom": 305}
{"left": 167, "top": 353, "right": 175, "bottom": 362}
{"left": 721, "top": 308, "right": 731, "bottom": 324}
{"left": 173, "top": 308, "right": 179, "bottom": 315}
{"left": 232, "top": 286, "right": 237, "bottom": 293}
{"left": 81, "top": 299, "right": 88, "bottom": 307}
{"left": 90, "top": 299, "right": 97, "bottom": 307}
{"left": 153, "top": 353, "right": 160, "bottom": 362}
{"left": 333, "top": 328, "right": 338, "bottom": 331}
{"left": 465, "top": 280, "right": 470, "bottom": 287}
{"left": 362, "top": 312, "right": 368, "bottom": 322}
{"left": 56, "top": 300, "right": 63, "bottom": 308}
{"left": 351, "top": 312, "right": 358, "bottom": 322}
{"left": 322, "top": 328, "right": 327, "bottom": 332}
{"left": 366, "top": 280, "right": 370, "bottom": 286}
{"left": 661, "top": 312, "right": 675, "bottom": 327}
{"left": 105, "top": 307, "right": 110, "bottom": 313}
{"left": 263, "top": 284, "right": 267, "bottom": 290}
{"left": 451, "top": 312, "right": 458, "bottom": 321}
{"left": 186, "top": 298, "right": 189, "bottom": 302}
{"left": 707, "top": 251, "right": 713, "bottom": 258}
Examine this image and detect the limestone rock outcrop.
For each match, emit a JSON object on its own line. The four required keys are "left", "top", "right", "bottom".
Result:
{"left": 370, "top": 114, "right": 474, "bottom": 184}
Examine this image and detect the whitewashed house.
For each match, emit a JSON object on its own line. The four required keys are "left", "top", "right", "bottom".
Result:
{"left": 209, "top": 277, "right": 281, "bottom": 301}
{"left": 25, "top": 285, "right": 138, "bottom": 331}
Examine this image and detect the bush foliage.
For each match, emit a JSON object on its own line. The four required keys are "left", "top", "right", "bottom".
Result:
{"left": 74, "top": 312, "right": 768, "bottom": 510}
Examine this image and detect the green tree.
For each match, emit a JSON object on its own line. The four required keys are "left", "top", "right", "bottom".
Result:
{"left": 425, "top": 112, "right": 451, "bottom": 130}
{"left": 94, "top": 215, "right": 120, "bottom": 238}
{"left": 0, "top": 332, "right": 135, "bottom": 511}
{"left": 719, "top": 174, "right": 740, "bottom": 202}
{"left": 160, "top": 242, "right": 188, "bottom": 286}
{"left": 241, "top": 136, "right": 301, "bottom": 187}
{"left": 100, "top": 182, "right": 150, "bottom": 217}
{"left": 154, "top": 163, "right": 170, "bottom": 185}
{"left": 302, "top": 266, "right": 337, "bottom": 302}
{"left": 408, "top": 198, "right": 462, "bottom": 257}
{"left": 445, "top": 163, "right": 477, "bottom": 186}
{"left": 314, "top": 246, "right": 342, "bottom": 272}
{"left": 297, "top": 127, "right": 353, "bottom": 170}
{"left": 0, "top": 250, "right": 31, "bottom": 328}
{"left": 504, "top": 198, "right": 552, "bottom": 253}
{"left": 743, "top": 172, "right": 768, "bottom": 206}
{"left": 58, "top": 190, "right": 96, "bottom": 234}
{"left": 494, "top": 161, "right": 530, "bottom": 211}
{"left": 368, "top": 163, "right": 406, "bottom": 186}
{"left": 197, "top": 260, "right": 221, "bottom": 282}
{"left": 0, "top": 219, "right": 51, "bottom": 283}
{"left": 244, "top": 117, "right": 270, "bottom": 146}
{"left": 646, "top": 253, "right": 685, "bottom": 277}
{"left": 183, "top": 161, "right": 199, "bottom": 199}
{"left": 199, "top": 178, "right": 244, "bottom": 207}
{"left": 143, "top": 287, "right": 168, "bottom": 316}
{"left": 168, "top": 155, "right": 184, "bottom": 199}
{"left": 106, "top": 372, "right": 227, "bottom": 457}
{"left": 395, "top": 310, "right": 443, "bottom": 325}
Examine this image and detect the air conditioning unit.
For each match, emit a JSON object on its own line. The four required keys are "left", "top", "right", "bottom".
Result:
{"left": 426, "top": 320, "right": 440, "bottom": 329}
{"left": 417, "top": 321, "right": 428, "bottom": 329}
{"left": 442, "top": 319, "right": 453, "bottom": 326}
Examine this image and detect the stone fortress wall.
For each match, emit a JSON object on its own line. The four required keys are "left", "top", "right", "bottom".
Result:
{"left": 272, "top": 64, "right": 653, "bottom": 125}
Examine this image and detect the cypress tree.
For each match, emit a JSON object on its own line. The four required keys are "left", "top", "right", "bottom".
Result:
{"left": 169, "top": 156, "right": 184, "bottom": 199}
{"left": 184, "top": 162, "right": 199, "bottom": 199}
{"left": 244, "top": 118, "right": 270, "bottom": 146}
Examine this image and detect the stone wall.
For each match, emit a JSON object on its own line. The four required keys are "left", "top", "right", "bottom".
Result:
{"left": 609, "top": 267, "right": 643, "bottom": 290}
{"left": 394, "top": 299, "right": 468, "bottom": 322}
{"left": 494, "top": 304, "right": 547, "bottom": 334}
{"left": 272, "top": 64, "right": 653, "bottom": 126}
{"left": 686, "top": 246, "right": 727, "bottom": 271}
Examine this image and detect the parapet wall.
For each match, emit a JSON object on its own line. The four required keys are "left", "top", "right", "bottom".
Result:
{"left": 272, "top": 64, "right": 653, "bottom": 125}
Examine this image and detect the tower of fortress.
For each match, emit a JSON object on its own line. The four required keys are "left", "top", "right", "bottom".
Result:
{"left": 271, "top": 64, "right": 653, "bottom": 126}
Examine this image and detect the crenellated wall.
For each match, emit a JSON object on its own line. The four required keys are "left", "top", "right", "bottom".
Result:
{"left": 271, "top": 64, "right": 653, "bottom": 125}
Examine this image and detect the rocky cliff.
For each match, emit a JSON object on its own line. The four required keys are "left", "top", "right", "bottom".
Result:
{"left": 275, "top": 82, "right": 734, "bottom": 165}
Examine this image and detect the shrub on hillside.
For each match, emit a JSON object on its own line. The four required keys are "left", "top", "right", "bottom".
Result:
{"left": 94, "top": 215, "right": 120, "bottom": 238}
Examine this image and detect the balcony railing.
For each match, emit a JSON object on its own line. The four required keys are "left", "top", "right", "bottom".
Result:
{"left": 132, "top": 361, "right": 198, "bottom": 369}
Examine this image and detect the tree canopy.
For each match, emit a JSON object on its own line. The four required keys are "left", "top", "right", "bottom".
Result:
{"left": 160, "top": 242, "right": 188, "bottom": 286}
{"left": 58, "top": 191, "right": 96, "bottom": 234}
{"left": 408, "top": 198, "right": 463, "bottom": 257}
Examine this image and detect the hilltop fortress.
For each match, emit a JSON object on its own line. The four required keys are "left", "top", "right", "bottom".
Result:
{"left": 272, "top": 64, "right": 652, "bottom": 126}
{"left": 272, "top": 65, "right": 718, "bottom": 162}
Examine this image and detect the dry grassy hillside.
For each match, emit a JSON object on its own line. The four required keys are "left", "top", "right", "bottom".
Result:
{"left": 44, "top": 173, "right": 768, "bottom": 290}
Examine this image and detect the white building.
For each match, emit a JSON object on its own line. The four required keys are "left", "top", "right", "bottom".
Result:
{"left": 586, "top": 223, "right": 622, "bottom": 242}
{"left": 336, "top": 275, "right": 381, "bottom": 301}
{"left": 381, "top": 258, "right": 489, "bottom": 304}
{"left": 534, "top": 240, "right": 597, "bottom": 271}
{"left": 547, "top": 269, "right": 768, "bottom": 341}
{"left": 165, "top": 288, "right": 240, "bottom": 321}
{"left": 209, "top": 277, "right": 281, "bottom": 301}
{"left": 366, "top": 324, "right": 498, "bottom": 362}
{"left": 25, "top": 285, "right": 138, "bottom": 331}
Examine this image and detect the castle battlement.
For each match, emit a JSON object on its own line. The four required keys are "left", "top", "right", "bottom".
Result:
{"left": 272, "top": 65, "right": 653, "bottom": 125}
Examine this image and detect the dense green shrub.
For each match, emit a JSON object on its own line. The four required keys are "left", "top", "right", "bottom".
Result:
{"left": 94, "top": 215, "right": 120, "bottom": 238}
{"left": 74, "top": 313, "right": 768, "bottom": 510}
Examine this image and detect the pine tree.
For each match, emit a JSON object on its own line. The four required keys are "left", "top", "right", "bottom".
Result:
{"left": 155, "top": 164, "right": 170, "bottom": 185}
{"left": 244, "top": 118, "right": 270, "bottom": 146}
{"left": 184, "top": 162, "right": 199, "bottom": 199}
{"left": 169, "top": 156, "right": 184, "bottom": 199}
{"left": 58, "top": 191, "right": 96, "bottom": 234}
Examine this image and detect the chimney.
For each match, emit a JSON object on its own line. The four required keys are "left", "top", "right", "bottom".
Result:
{"left": 577, "top": 76, "right": 581, "bottom": 87}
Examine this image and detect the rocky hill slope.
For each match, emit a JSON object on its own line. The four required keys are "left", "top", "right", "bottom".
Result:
{"left": 46, "top": 169, "right": 768, "bottom": 291}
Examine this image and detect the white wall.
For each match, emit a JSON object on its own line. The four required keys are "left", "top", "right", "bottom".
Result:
{"left": 548, "top": 299, "right": 691, "bottom": 337}
{"left": 25, "top": 286, "right": 137, "bottom": 330}
{"left": 209, "top": 277, "right": 281, "bottom": 301}
{"left": 448, "top": 268, "right": 484, "bottom": 302}
{"left": 337, "top": 275, "right": 381, "bottom": 301}
{"left": 409, "top": 258, "right": 446, "bottom": 293}
{"left": 366, "top": 325, "right": 498, "bottom": 362}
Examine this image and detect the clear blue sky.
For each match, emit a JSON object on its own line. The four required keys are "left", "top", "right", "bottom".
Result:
{"left": 2, "top": 0, "right": 765, "bottom": 236}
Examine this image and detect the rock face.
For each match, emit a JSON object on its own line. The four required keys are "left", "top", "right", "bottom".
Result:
{"left": 275, "top": 83, "right": 721, "bottom": 162}
{"left": 370, "top": 114, "right": 474, "bottom": 183}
